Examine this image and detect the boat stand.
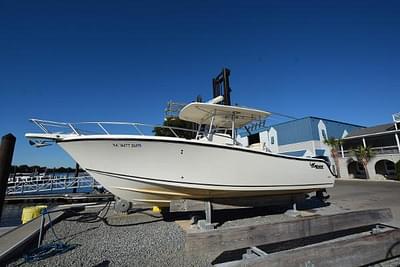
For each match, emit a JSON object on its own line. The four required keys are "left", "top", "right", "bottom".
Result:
{"left": 284, "top": 202, "right": 301, "bottom": 217}
{"left": 197, "top": 201, "right": 216, "bottom": 230}
{"left": 169, "top": 194, "right": 307, "bottom": 230}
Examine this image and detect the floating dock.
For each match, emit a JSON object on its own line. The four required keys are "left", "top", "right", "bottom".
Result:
{"left": 0, "top": 206, "right": 64, "bottom": 263}
{"left": 5, "top": 193, "right": 114, "bottom": 204}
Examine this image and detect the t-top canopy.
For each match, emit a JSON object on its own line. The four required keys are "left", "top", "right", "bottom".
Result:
{"left": 179, "top": 102, "right": 270, "bottom": 128}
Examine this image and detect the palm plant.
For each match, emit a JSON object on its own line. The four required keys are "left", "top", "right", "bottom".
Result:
{"left": 352, "top": 146, "right": 375, "bottom": 179}
{"left": 323, "top": 137, "right": 343, "bottom": 178}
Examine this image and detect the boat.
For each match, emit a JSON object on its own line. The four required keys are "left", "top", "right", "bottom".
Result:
{"left": 25, "top": 97, "right": 335, "bottom": 208}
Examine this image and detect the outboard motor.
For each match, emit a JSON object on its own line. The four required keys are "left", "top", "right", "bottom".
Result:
{"left": 312, "top": 156, "right": 332, "bottom": 201}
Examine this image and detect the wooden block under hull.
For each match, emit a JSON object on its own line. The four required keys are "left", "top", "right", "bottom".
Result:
{"left": 184, "top": 208, "right": 393, "bottom": 259}
{"left": 226, "top": 228, "right": 400, "bottom": 267}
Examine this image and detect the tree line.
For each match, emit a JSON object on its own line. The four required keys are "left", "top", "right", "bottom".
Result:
{"left": 11, "top": 165, "right": 80, "bottom": 174}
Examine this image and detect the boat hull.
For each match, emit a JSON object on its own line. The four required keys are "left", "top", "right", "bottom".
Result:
{"left": 58, "top": 136, "right": 335, "bottom": 207}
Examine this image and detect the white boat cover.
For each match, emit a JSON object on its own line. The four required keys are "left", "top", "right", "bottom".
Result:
{"left": 179, "top": 102, "right": 270, "bottom": 128}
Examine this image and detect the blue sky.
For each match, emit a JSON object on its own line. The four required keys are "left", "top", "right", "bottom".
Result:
{"left": 1, "top": 0, "right": 400, "bottom": 167}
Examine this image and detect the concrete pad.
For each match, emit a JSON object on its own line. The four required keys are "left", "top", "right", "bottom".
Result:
{"left": 0, "top": 227, "right": 17, "bottom": 237}
{"left": 329, "top": 179, "right": 400, "bottom": 227}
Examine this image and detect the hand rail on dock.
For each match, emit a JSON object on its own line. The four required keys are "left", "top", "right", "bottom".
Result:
{"left": 341, "top": 145, "right": 400, "bottom": 157}
{"left": 6, "top": 175, "right": 101, "bottom": 195}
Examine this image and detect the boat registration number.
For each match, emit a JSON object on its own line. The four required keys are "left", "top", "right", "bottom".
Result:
{"left": 112, "top": 143, "right": 142, "bottom": 148}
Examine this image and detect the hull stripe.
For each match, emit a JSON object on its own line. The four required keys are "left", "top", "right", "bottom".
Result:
{"left": 112, "top": 186, "right": 192, "bottom": 196}
{"left": 88, "top": 168, "right": 334, "bottom": 189}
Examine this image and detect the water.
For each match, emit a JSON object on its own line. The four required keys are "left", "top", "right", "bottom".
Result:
{"left": 7, "top": 174, "right": 98, "bottom": 195}
{"left": 0, "top": 203, "right": 56, "bottom": 227}
{"left": 1, "top": 173, "right": 100, "bottom": 228}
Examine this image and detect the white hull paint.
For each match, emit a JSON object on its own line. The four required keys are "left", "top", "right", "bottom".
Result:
{"left": 56, "top": 135, "right": 335, "bottom": 206}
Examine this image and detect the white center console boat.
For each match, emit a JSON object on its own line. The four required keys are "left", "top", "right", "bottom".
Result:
{"left": 25, "top": 97, "right": 335, "bottom": 207}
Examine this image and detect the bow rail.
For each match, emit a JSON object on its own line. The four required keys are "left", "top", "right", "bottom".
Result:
{"left": 30, "top": 118, "right": 200, "bottom": 138}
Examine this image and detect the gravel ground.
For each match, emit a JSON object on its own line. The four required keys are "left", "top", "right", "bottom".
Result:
{"left": 7, "top": 206, "right": 192, "bottom": 267}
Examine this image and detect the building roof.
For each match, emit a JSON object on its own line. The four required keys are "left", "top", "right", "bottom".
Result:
{"left": 256, "top": 116, "right": 364, "bottom": 130}
{"left": 345, "top": 123, "right": 396, "bottom": 138}
{"left": 306, "top": 116, "right": 365, "bottom": 128}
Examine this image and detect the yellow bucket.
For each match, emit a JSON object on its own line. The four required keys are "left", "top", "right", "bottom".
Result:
{"left": 152, "top": 206, "right": 161, "bottom": 213}
{"left": 21, "top": 205, "right": 48, "bottom": 224}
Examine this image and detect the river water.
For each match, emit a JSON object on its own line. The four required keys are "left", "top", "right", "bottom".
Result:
{"left": 1, "top": 175, "right": 98, "bottom": 228}
{"left": 0, "top": 203, "right": 56, "bottom": 227}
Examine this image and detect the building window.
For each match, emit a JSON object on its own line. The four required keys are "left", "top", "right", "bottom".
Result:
{"left": 321, "top": 129, "right": 327, "bottom": 140}
{"left": 271, "top": 136, "right": 275, "bottom": 145}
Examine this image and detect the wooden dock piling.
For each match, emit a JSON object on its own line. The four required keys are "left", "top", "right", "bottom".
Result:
{"left": 73, "top": 163, "right": 80, "bottom": 193}
{"left": 0, "top": 134, "right": 16, "bottom": 220}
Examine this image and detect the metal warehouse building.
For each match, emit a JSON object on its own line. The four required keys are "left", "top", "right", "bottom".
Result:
{"left": 238, "top": 116, "right": 363, "bottom": 158}
{"left": 238, "top": 113, "right": 400, "bottom": 180}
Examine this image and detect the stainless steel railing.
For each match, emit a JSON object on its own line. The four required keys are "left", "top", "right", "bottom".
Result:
{"left": 7, "top": 174, "right": 100, "bottom": 195}
{"left": 341, "top": 145, "right": 400, "bottom": 157}
{"left": 29, "top": 119, "right": 243, "bottom": 145}
{"left": 30, "top": 118, "right": 199, "bottom": 138}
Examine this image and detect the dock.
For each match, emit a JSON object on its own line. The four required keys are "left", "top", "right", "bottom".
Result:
{"left": 0, "top": 206, "right": 65, "bottom": 263}
{"left": 4, "top": 193, "right": 114, "bottom": 204}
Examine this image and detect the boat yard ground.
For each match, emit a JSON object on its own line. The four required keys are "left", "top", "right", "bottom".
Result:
{"left": 330, "top": 179, "right": 400, "bottom": 227}
{"left": 6, "top": 179, "right": 400, "bottom": 267}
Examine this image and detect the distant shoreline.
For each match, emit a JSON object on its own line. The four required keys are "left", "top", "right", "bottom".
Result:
{"left": 10, "top": 165, "right": 82, "bottom": 174}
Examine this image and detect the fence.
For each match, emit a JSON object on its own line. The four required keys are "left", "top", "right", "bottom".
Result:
{"left": 7, "top": 174, "right": 100, "bottom": 195}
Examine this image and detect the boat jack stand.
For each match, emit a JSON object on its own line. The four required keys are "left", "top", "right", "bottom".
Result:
{"left": 285, "top": 202, "right": 301, "bottom": 217}
{"left": 197, "top": 201, "right": 216, "bottom": 230}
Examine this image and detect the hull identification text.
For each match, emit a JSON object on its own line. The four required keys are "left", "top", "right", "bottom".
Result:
{"left": 113, "top": 143, "right": 142, "bottom": 148}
